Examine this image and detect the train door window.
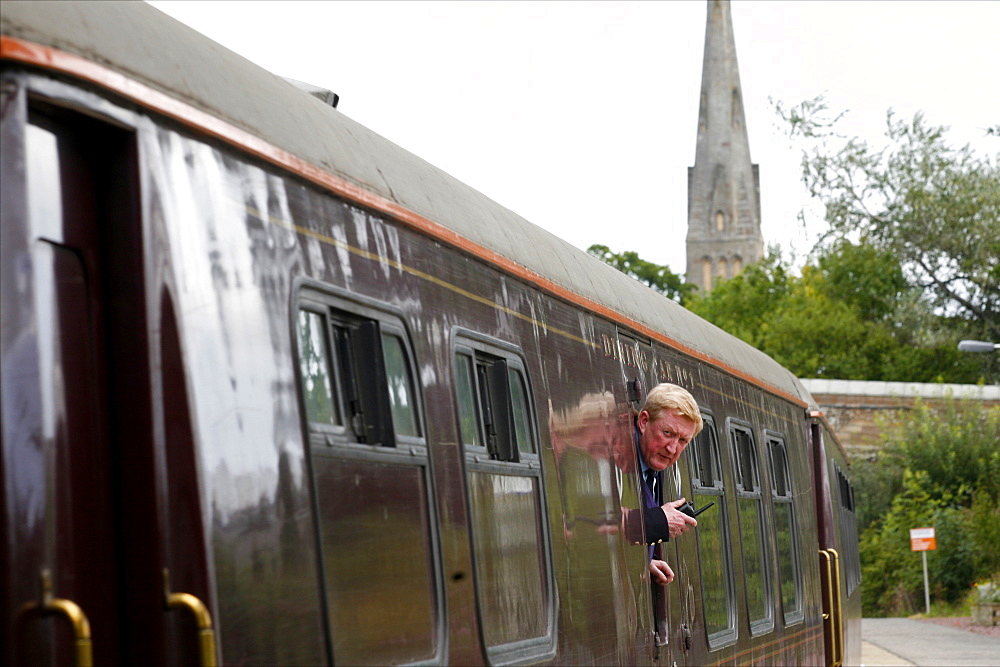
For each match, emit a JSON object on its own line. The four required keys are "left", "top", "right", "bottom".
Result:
{"left": 767, "top": 433, "right": 803, "bottom": 625}
{"left": 835, "top": 464, "right": 862, "bottom": 595}
{"left": 453, "top": 334, "right": 555, "bottom": 664}
{"left": 728, "top": 420, "right": 774, "bottom": 635}
{"left": 382, "top": 331, "right": 420, "bottom": 437}
{"left": 295, "top": 291, "right": 442, "bottom": 665}
{"left": 297, "top": 309, "right": 342, "bottom": 428}
{"left": 297, "top": 299, "right": 427, "bottom": 448}
{"left": 508, "top": 369, "right": 534, "bottom": 455}
{"left": 454, "top": 352, "right": 483, "bottom": 447}
{"left": 455, "top": 343, "right": 537, "bottom": 463}
{"left": 689, "top": 415, "right": 737, "bottom": 648}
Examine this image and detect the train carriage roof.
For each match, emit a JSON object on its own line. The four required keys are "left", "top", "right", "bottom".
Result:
{"left": 1, "top": 1, "right": 814, "bottom": 408}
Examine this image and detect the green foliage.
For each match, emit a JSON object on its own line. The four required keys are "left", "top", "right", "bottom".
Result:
{"left": 876, "top": 398, "right": 1000, "bottom": 505}
{"left": 778, "top": 98, "right": 1000, "bottom": 341}
{"left": 586, "top": 244, "right": 693, "bottom": 303}
{"left": 816, "top": 239, "right": 909, "bottom": 323}
{"left": 685, "top": 247, "right": 792, "bottom": 347}
{"left": 968, "top": 490, "right": 1000, "bottom": 578}
{"left": 853, "top": 451, "right": 904, "bottom": 533}
{"left": 685, "top": 244, "right": 982, "bottom": 382}
{"left": 855, "top": 396, "right": 1000, "bottom": 616}
{"left": 860, "top": 470, "right": 942, "bottom": 615}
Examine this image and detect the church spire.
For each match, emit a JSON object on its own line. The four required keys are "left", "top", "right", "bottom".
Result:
{"left": 685, "top": 0, "right": 764, "bottom": 292}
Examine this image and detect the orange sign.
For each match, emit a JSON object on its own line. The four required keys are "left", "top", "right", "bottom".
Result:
{"left": 910, "top": 527, "right": 936, "bottom": 551}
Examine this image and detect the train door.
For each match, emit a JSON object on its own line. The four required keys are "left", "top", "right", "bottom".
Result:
{"left": 655, "top": 457, "right": 690, "bottom": 667}
{"left": 649, "top": 349, "right": 698, "bottom": 667}
{"left": 810, "top": 418, "right": 844, "bottom": 666}
{"left": 613, "top": 330, "right": 668, "bottom": 664}
{"left": 2, "top": 84, "right": 211, "bottom": 665}
{"left": 810, "top": 416, "right": 861, "bottom": 667}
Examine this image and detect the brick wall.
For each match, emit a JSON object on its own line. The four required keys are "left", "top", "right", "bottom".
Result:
{"left": 799, "top": 379, "right": 1000, "bottom": 461}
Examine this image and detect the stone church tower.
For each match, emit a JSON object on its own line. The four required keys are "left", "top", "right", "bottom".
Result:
{"left": 686, "top": 0, "right": 764, "bottom": 292}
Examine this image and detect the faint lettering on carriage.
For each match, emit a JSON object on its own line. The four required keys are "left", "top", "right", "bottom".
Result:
{"left": 652, "top": 358, "right": 693, "bottom": 387}
{"left": 602, "top": 334, "right": 694, "bottom": 386}
{"left": 602, "top": 334, "right": 649, "bottom": 371}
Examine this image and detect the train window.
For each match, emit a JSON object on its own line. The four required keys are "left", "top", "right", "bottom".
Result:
{"left": 455, "top": 352, "right": 483, "bottom": 447}
{"left": 452, "top": 334, "right": 555, "bottom": 663}
{"left": 835, "top": 464, "right": 862, "bottom": 595}
{"left": 508, "top": 368, "right": 534, "bottom": 455}
{"left": 382, "top": 330, "right": 420, "bottom": 438}
{"left": 454, "top": 345, "right": 537, "bottom": 462}
{"left": 689, "top": 415, "right": 737, "bottom": 648}
{"left": 767, "top": 434, "right": 803, "bottom": 625}
{"left": 295, "top": 292, "right": 442, "bottom": 664}
{"left": 728, "top": 421, "right": 774, "bottom": 636}
{"left": 297, "top": 309, "right": 342, "bottom": 428}
{"left": 296, "top": 301, "right": 425, "bottom": 446}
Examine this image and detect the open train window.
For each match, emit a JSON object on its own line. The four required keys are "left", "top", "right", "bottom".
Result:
{"left": 295, "top": 291, "right": 442, "bottom": 664}
{"left": 688, "top": 414, "right": 737, "bottom": 648}
{"left": 766, "top": 433, "right": 803, "bottom": 625}
{"left": 454, "top": 345, "right": 537, "bottom": 462}
{"left": 296, "top": 298, "right": 423, "bottom": 447}
{"left": 728, "top": 420, "right": 774, "bottom": 636}
{"left": 452, "top": 333, "right": 554, "bottom": 664}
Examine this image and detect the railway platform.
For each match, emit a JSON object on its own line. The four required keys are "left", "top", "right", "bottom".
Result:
{"left": 861, "top": 617, "right": 1000, "bottom": 666}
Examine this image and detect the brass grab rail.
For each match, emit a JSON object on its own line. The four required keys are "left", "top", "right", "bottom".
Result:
{"left": 819, "top": 549, "right": 844, "bottom": 667}
{"left": 163, "top": 568, "right": 218, "bottom": 667}
{"left": 17, "top": 569, "right": 93, "bottom": 667}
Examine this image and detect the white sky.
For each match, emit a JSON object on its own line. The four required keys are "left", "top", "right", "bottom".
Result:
{"left": 147, "top": 0, "right": 999, "bottom": 274}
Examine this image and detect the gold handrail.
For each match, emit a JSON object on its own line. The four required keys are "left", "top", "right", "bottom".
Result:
{"left": 829, "top": 549, "right": 844, "bottom": 667}
{"left": 17, "top": 569, "right": 93, "bottom": 667}
{"left": 163, "top": 568, "right": 218, "bottom": 667}
{"left": 819, "top": 550, "right": 839, "bottom": 667}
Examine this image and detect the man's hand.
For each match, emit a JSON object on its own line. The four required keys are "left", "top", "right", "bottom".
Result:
{"left": 662, "top": 497, "right": 697, "bottom": 538}
{"left": 649, "top": 559, "right": 674, "bottom": 585}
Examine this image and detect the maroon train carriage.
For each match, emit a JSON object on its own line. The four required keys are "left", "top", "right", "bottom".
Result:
{"left": 0, "top": 2, "right": 860, "bottom": 665}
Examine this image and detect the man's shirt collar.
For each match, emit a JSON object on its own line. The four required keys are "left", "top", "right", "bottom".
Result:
{"left": 634, "top": 424, "right": 653, "bottom": 475}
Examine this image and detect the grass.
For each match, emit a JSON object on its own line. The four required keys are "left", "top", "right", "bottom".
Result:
{"left": 907, "top": 589, "right": 976, "bottom": 619}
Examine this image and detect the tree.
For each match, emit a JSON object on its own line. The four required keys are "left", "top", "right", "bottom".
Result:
{"left": 684, "top": 247, "right": 791, "bottom": 349}
{"left": 810, "top": 240, "right": 981, "bottom": 381}
{"left": 586, "top": 244, "right": 693, "bottom": 303}
{"left": 816, "top": 238, "right": 909, "bottom": 323}
{"left": 685, "top": 245, "right": 981, "bottom": 382}
{"left": 778, "top": 98, "right": 1000, "bottom": 340}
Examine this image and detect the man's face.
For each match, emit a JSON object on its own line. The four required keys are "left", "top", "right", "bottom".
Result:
{"left": 638, "top": 408, "right": 696, "bottom": 471}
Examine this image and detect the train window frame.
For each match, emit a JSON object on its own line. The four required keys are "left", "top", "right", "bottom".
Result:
{"left": 454, "top": 342, "right": 539, "bottom": 466}
{"left": 451, "top": 329, "right": 555, "bottom": 665}
{"left": 765, "top": 430, "right": 804, "bottom": 626}
{"left": 687, "top": 412, "right": 738, "bottom": 650}
{"left": 295, "top": 291, "right": 426, "bottom": 451}
{"left": 727, "top": 419, "right": 775, "bottom": 637}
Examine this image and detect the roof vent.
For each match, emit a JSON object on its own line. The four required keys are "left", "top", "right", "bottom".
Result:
{"left": 281, "top": 77, "right": 339, "bottom": 108}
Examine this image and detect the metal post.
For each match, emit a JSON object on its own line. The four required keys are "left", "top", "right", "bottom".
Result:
{"left": 922, "top": 550, "right": 930, "bottom": 614}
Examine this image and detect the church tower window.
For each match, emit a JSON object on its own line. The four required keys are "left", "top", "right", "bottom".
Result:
{"left": 717, "top": 257, "right": 728, "bottom": 279}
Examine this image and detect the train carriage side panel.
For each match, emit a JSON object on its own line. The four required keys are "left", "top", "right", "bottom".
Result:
{"left": 811, "top": 414, "right": 862, "bottom": 667}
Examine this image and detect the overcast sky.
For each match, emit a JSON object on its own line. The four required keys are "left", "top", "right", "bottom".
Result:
{"left": 146, "top": 1, "right": 999, "bottom": 274}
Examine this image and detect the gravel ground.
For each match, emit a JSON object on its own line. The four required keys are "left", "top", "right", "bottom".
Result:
{"left": 916, "top": 616, "right": 1000, "bottom": 638}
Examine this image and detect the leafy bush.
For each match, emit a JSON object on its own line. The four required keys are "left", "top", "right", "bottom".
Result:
{"left": 856, "top": 396, "right": 1000, "bottom": 616}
